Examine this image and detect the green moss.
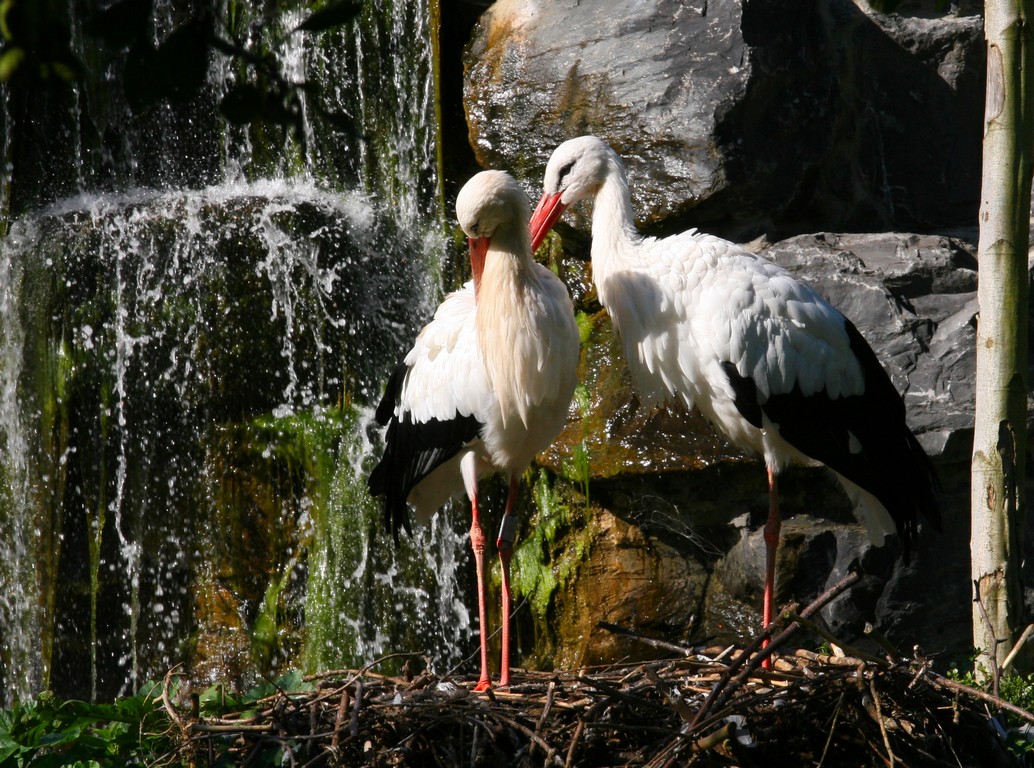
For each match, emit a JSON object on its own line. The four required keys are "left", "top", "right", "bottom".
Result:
{"left": 563, "top": 383, "right": 593, "bottom": 502}
{"left": 575, "top": 310, "right": 594, "bottom": 346}
{"left": 511, "top": 471, "right": 594, "bottom": 626}
{"left": 202, "top": 407, "right": 346, "bottom": 675}
{"left": 301, "top": 405, "right": 374, "bottom": 672}
{"left": 301, "top": 405, "right": 471, "bottom": 677}
{"left": 532, "top": 230, "right": 562, "bottom": 264}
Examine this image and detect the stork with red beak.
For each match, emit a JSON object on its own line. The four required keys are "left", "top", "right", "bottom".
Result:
{"left": 369, "top": 170, "right": 579, "bottom": 690}
{"left": 530, "top": 136, "right": 939, "bottom": 648}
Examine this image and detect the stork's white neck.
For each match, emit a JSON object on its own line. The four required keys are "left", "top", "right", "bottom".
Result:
{"left": 474, "top": 221, "right": 548, "bottom": 430}
{"left": 475, "top": 220, "right": 539, "bottom": 349}
{"left": 480, "top": 223, "right": 535, "bottom": 288}
{"left": 589, "top": 154, "right": 642, "bottom": 296}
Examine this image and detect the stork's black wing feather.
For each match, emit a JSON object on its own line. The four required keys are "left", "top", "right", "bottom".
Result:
{"left": 368, "top": 361, "right": 483, "bottom": 541}
{"left": 722, "top": 317, "right": 940, "bottom": 558}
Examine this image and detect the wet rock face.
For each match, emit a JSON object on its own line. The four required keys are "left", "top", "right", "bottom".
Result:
{"left": 539, "top": 508, "right": 705, "bottom": 670}
{"left": 465, "top": 0, "right": 750, "bottom": 226}
{"left": 464, "top": 0, "right": 983, "bottom": 239}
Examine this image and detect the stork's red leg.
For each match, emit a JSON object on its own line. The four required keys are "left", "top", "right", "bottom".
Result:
{"left": 496, "top": 475, "right": 521, "bottom": 688}
{"left": 762, "top": 466, "right": 780, "bottom": 668}
{"left": 470, "top": 494, "right": 492, "bottom": 692}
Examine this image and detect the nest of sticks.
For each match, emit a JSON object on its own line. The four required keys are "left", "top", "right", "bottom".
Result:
{"left": 168, "top": 573, "right": 1033, "bottom": 767}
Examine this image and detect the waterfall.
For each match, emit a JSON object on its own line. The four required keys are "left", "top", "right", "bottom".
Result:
{"left": 0, "top": 0, "right": 473, "bottom": 705}
{"left": 0, "top": 220, "right": 43, "bottom": 705}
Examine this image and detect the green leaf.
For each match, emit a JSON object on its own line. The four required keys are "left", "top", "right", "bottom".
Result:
{"left": 295, "top": 1, "right": 362, "bottom": 33}
{"left": 39, "top": 724, "right": 83, "bottom": 747}
{"left": 48, "top": 58, "right": 79, "bottom": 80}
{"left": 246, "top": 679, "right": 277, "bottom": 701}
{"left": 273, "top": 669, "right": 306, "bottom": 693}
{"left": 198, "top": 683, "right": 244, "bottom": 716}
{"left": 0, "top": 0, "right": 15, "bottom": 41}
{"left": 0, "top": 46, "right": 24, "bottom": 80}
{"left": 0, "top": 741, "right": 26, "bottom": 762}
{"left": 34, "top": 757, "right": 101, "bottom": 768}
{"left": 0, "top": 0, "right": 20, "bottom": 42}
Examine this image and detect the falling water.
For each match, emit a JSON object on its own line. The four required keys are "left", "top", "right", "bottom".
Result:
{"left": 0, "top": 0, "right": 472, "bottom": 705}
{"left": 0, "top": 220, "right": 42, "bottom": 704}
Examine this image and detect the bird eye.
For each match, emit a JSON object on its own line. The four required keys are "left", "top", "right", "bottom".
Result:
{"left": 556, "top": 161, "right": 575, "bottom": 186}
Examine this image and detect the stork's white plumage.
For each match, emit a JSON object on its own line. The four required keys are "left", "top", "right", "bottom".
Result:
{"left": 369, "top": 170, "right": 579, "bottom": 690}
{"left": 529, "top": 136, "right": 939, "bottom": 646}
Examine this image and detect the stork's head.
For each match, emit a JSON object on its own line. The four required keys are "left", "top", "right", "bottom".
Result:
{"left": 530, "top": 135, "right": 617, "bottom": 251}
{"left": 456, "top": 169, "right": 532, "bottom": 296}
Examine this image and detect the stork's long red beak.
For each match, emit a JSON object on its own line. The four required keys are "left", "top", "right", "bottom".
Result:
{"left": 468, "top": 235, "right": 488, "bottom": 298}
{"left": 529, "top": 192, "right": 569, "bottom": 252}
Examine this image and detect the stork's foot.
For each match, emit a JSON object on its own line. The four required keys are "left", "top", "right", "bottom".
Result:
{"left": 473, "top": 677, "right": 492, "bottom": 692}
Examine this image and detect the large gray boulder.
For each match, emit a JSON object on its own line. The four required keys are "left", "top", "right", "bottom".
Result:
{"left": 464, "top": 0, "right": 984, "bottom": 239}
{"left": 763, "top": 231, "right": 979, "bottom": 457}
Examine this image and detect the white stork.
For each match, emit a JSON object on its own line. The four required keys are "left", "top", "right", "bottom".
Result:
{"left": 368, "top": 169, "right": 580, "bottom": 690}
{"left": 529, "top": 135, "right": 939, "bottom": 647}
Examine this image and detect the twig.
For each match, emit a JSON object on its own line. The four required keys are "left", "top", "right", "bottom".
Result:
{"left": 306, "top": 652, "right": 426, "bottom": 686}
{"left": 162, "top": 666, "right": 187, "bottom": 735}
{"left": 784, "top": 612, "right": 885, "bottom": 665}
{"left": 193, "top": 722, "right": 275, "bottom": 733}
{"left": 299, "top": 749, "right": 330, "bottom": 768}
{"left": 1002, "top": 623, "right": 1034, "bottom": 674}
{"left": 756, "top": 569, "right": 863, "bottom": 671}
{"left": 864, "top": 622, "right": 903, "bottom": 660}
{"left": 308, "top": 697, "right": 318, "bottom": 755}
{"left": 529, "top": 680, "right": 557, "bottom": 762}
{"left": 686, "top": 622, "right": 773, "bottom": 731}
{"left": 469, "top": 713, "right": 481, "bottom": 765}
{"left": 597, "top": 621, "right": 696, "bottom": 656}
{"left": 242, "top": 737, "right": 267, "bottom": 768}
{"left": 644, "top": 730, "right": 687, "bottom": 768}
{"left": 869, "top": 676, "right": 895, "bottom": 767}
{"left": 489, "top": 712, "right": 564, "bottom": 766}
{"left": 164, "top": 652, "right": 1029, "bottom": 766}
{"left": 925, "top": 670, "right": 1034, "bottom": 725}
{"left": 330, "top": 686, "right": 349, "bottom": 750}
{"left": 539, "top": 680, "right": 557, "bottom": 730}
{"left": 349, "top": 679, "right": 363, "bottom": 739}
{"left": 564, "top": 718, "right": 585, "bottom": 768}
{"left": 690, "top": 721, "right": 734, "bottom": 753}
{"left": 643, "top": 666, "right": 695, "bottom": 724}
{"left": 972, "top": 578, "right": 1003, "bottom": 702}
{"left": 644, "top": 739, "right": 678, "bottom": 768}
{"left": 575, "top": 675, "right": 670, "bottom": 714}
{"left": 817, "top": 691, "right": 845, "bottom": 768}
{"left": 795, "top": 648, "right": 870, "bottom": 668}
